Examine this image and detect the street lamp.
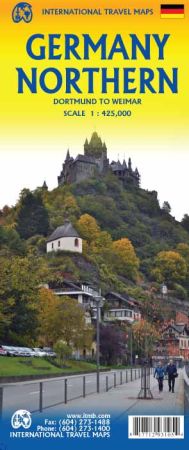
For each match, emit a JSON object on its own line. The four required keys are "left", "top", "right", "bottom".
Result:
{"left": 92, "top": 288, "right": 103, "bottom": 394}
{"left": 130, "top": 326, "right": 133, "bottom": 367}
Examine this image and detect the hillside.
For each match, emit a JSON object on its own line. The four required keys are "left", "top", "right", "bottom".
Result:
{"left": 70, "top": 173, "right": 189, "bottom": 261}
{"left": 1, "top": 171, "right": 189, "bottom": 323}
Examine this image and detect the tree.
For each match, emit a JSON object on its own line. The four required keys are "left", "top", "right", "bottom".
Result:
{"left": 112, "top": 238, "right": 139, "bottom": 280}
{"left": 77, "top": 214, "right": 100, "bottom": 243}
{"left": 132, "top": 319, "right": 160, "bottom": 359}
{"left": 152, "top": 250, "right": 187, "bottom": 284}
{"left": 16, "top": 189, "right": 49, "bottom": 239}
{"left": 0, "top": 226, "right": 25, "bottom": 255}
{"left": 91, "top": 231, "right": 112, "bottom": 253}
{"left": 54, "top": 341, "right": 72, "bottom": 367}
{"left": 37, "top": 288, "right": 61, "bottom": 345}
{"left": 99, "top": 324, "right": 127, "bottom": 365}
{"left": 37, "top": 290, "right": 94, "bottom": 350}
{"left": 0, "top": 256, "right": 40, "bottom": 343}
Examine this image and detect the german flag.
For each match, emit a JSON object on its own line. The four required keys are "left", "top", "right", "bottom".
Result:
{"left": 161, "top": 4, "right": 185, "bottom": 18}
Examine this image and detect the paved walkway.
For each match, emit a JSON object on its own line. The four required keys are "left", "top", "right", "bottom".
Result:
{"left": 36, "top": 370, "right": 184, "bottom": 418}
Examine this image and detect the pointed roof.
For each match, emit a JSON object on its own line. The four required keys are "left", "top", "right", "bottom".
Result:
{"left": 117, "top": 159, "right": 122, "bottom": 168}
{"left": 47, "top": 220, "right": 80, "bottom": 243}
{"left": 128, "top": 157, "right": 132, "bottom": 169}
{"left": 89, "top": 132, "right": 103, "bottom": 148}
{"left": 65, "top": 149, "right": 71, "bottom": 160}
{"left": 42, "top": 180, "right": 48, "bottom": 190}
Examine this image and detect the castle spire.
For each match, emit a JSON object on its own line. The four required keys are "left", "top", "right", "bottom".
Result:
{"left": 42, "top": 180, "right": 48, "bottom": 191}
{"left": 123, "top": 159, "right": 127, "bottom": 169}
{"left": 66, "top": 149, "right": 70, "bottom": 160}
{"left": 128, "top": 157, "right": 132, "bottom": 170}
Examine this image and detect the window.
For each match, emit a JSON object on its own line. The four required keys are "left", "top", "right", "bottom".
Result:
{"left": 75, "top": 238, "right": 79, "bottom": 247}
{"left": 51, "top": 243, "right": 54, "bottom": 249}
{"left": 58, "top": 240, "right": 60, "bottom": 247}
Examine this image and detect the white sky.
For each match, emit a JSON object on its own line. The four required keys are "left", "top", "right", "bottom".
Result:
{"left": 0, "top": 141, "right": 188, "bottom": 222}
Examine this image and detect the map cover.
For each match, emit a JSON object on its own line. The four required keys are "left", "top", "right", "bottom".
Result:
{"left": 0, "top": 1, "right": 189, "bottom": 449}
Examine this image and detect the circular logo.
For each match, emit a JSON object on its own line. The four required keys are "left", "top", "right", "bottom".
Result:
{"left": 12, "top": 3, "right": 33, "bottom": 23}
{"left": 11, "top": 410, "right": 32, "bottom": 429}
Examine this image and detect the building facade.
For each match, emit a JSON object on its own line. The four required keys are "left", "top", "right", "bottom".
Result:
{"left": 104, "top": 291, "right": 141, "bottom": 323}
{"left": 155, "top": 312, "right": 189, "bottom": 361}
{"left": 58, "top": 132, "right": 140, "bottom": 187}
{"left": 46, "top": 221, "right": 82, "bottom": 254}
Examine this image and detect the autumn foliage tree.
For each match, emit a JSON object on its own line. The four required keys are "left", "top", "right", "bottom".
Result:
{"left": 37, "top": 290, "right": 94, "bottom": 350}
{"left": 132, "top": 319, "right": 160, "bottom": 358}
{"left": 112, "top": 238, "right": 139, "bottom": 280}
{"left": 77, "top": 214, "right": 100, "bottom": 243}
{"left": 152, "top": 250, "right": 187, "bottom": 285}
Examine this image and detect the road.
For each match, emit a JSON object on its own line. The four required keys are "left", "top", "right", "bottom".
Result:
{"left": 1, "top": 368, "right": 140, "bottom": 415}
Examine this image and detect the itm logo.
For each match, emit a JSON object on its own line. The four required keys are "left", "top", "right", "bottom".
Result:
{"left": 11, "top": 410, "right": 32, "bottom": 429}
{"left": 12, "top": 3, "right": 33, "bottom": 23}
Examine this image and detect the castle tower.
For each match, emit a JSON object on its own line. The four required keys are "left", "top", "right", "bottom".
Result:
{"left": 128, "top": 157, "right": 132, "bottom": 171}
{"left": 84, "top": 132, "right": 107, "bottom": 158}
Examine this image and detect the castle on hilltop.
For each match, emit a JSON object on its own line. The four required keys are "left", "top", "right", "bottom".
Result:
{"left": 58, "top": 132, "right": 140, "bottom": 187}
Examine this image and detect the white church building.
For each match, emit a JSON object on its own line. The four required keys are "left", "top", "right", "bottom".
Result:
{"left": 46, "top": 220, "right": 82, "bottom": 254}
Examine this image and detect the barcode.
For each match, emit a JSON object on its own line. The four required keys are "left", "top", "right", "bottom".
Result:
{"left": 128, "top": 415, "right": 184, "bottom": 439}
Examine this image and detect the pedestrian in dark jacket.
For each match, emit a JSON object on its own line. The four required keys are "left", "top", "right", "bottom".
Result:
{"left": 154, "top": 362, "right": 165, "bottom": 392}
{"left": 166, "top": 359, "right": 177, "bottom": 393}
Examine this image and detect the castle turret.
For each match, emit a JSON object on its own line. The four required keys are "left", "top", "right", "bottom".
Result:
{"left": 57, "top": 133, "right": 140, "bottom": 188}
{"left": 84, "top": 139, "right": 89, "bottom": 152}
{"left": 123, "top": 159, "right": 127, "bottom": 169}
{"left": 66, "top": 149, "right": 71, "bottom": 160}
{"left": 42, "top": 180, "right": 48, "bottom": 191}
{"left": 128, "top": 157, "right": 132, "bottom": 171}
{"left": 84, "top": 132, "right": 107, "bottom": 158}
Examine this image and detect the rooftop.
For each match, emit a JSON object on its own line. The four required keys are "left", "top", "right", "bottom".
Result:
{"left": 47, "top": 221, "right": 80, "bottom": 243}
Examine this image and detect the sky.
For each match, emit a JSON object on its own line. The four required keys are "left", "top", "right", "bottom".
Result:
{"left": 0, "top": 0, "right": 188, "bottom": 222}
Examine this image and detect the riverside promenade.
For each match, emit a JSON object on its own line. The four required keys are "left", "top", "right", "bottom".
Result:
{"left": 36, "top": 370, "right": 184, "bottom": 418}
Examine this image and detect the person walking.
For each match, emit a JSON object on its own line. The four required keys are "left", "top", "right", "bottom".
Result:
{"left": 154, "top": 361, "right": 165, "bottom": 392}
{"left": 166, "top": 359, "right": 178, "bottom": 393}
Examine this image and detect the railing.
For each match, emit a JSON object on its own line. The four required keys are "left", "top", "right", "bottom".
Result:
{"left": 184, "top": 364, "right": 189, "bottom": 412}
{"left": 0, "top": 367, "right": 153, "bottom": 417}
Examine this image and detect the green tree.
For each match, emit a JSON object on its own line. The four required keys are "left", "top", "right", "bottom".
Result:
{"left": 16, "top": 189, "right": 49, "bottom": 239}
{"left": 54, "top": 340, "right": 72, "bottom": 367}
{"left": 0, "top": 226, "right": 25, "bottom": 255}
{"left": 0, "top": 256, "right": 40, "bottom": 343}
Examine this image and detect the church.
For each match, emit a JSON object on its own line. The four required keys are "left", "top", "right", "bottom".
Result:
{"left": 58, "top": 132, "right": 140, "bottom": 187}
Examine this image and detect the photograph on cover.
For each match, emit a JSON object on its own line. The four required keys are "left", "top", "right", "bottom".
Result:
{"left": 0, "top": 1, "right": 189, "bottom": 449}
